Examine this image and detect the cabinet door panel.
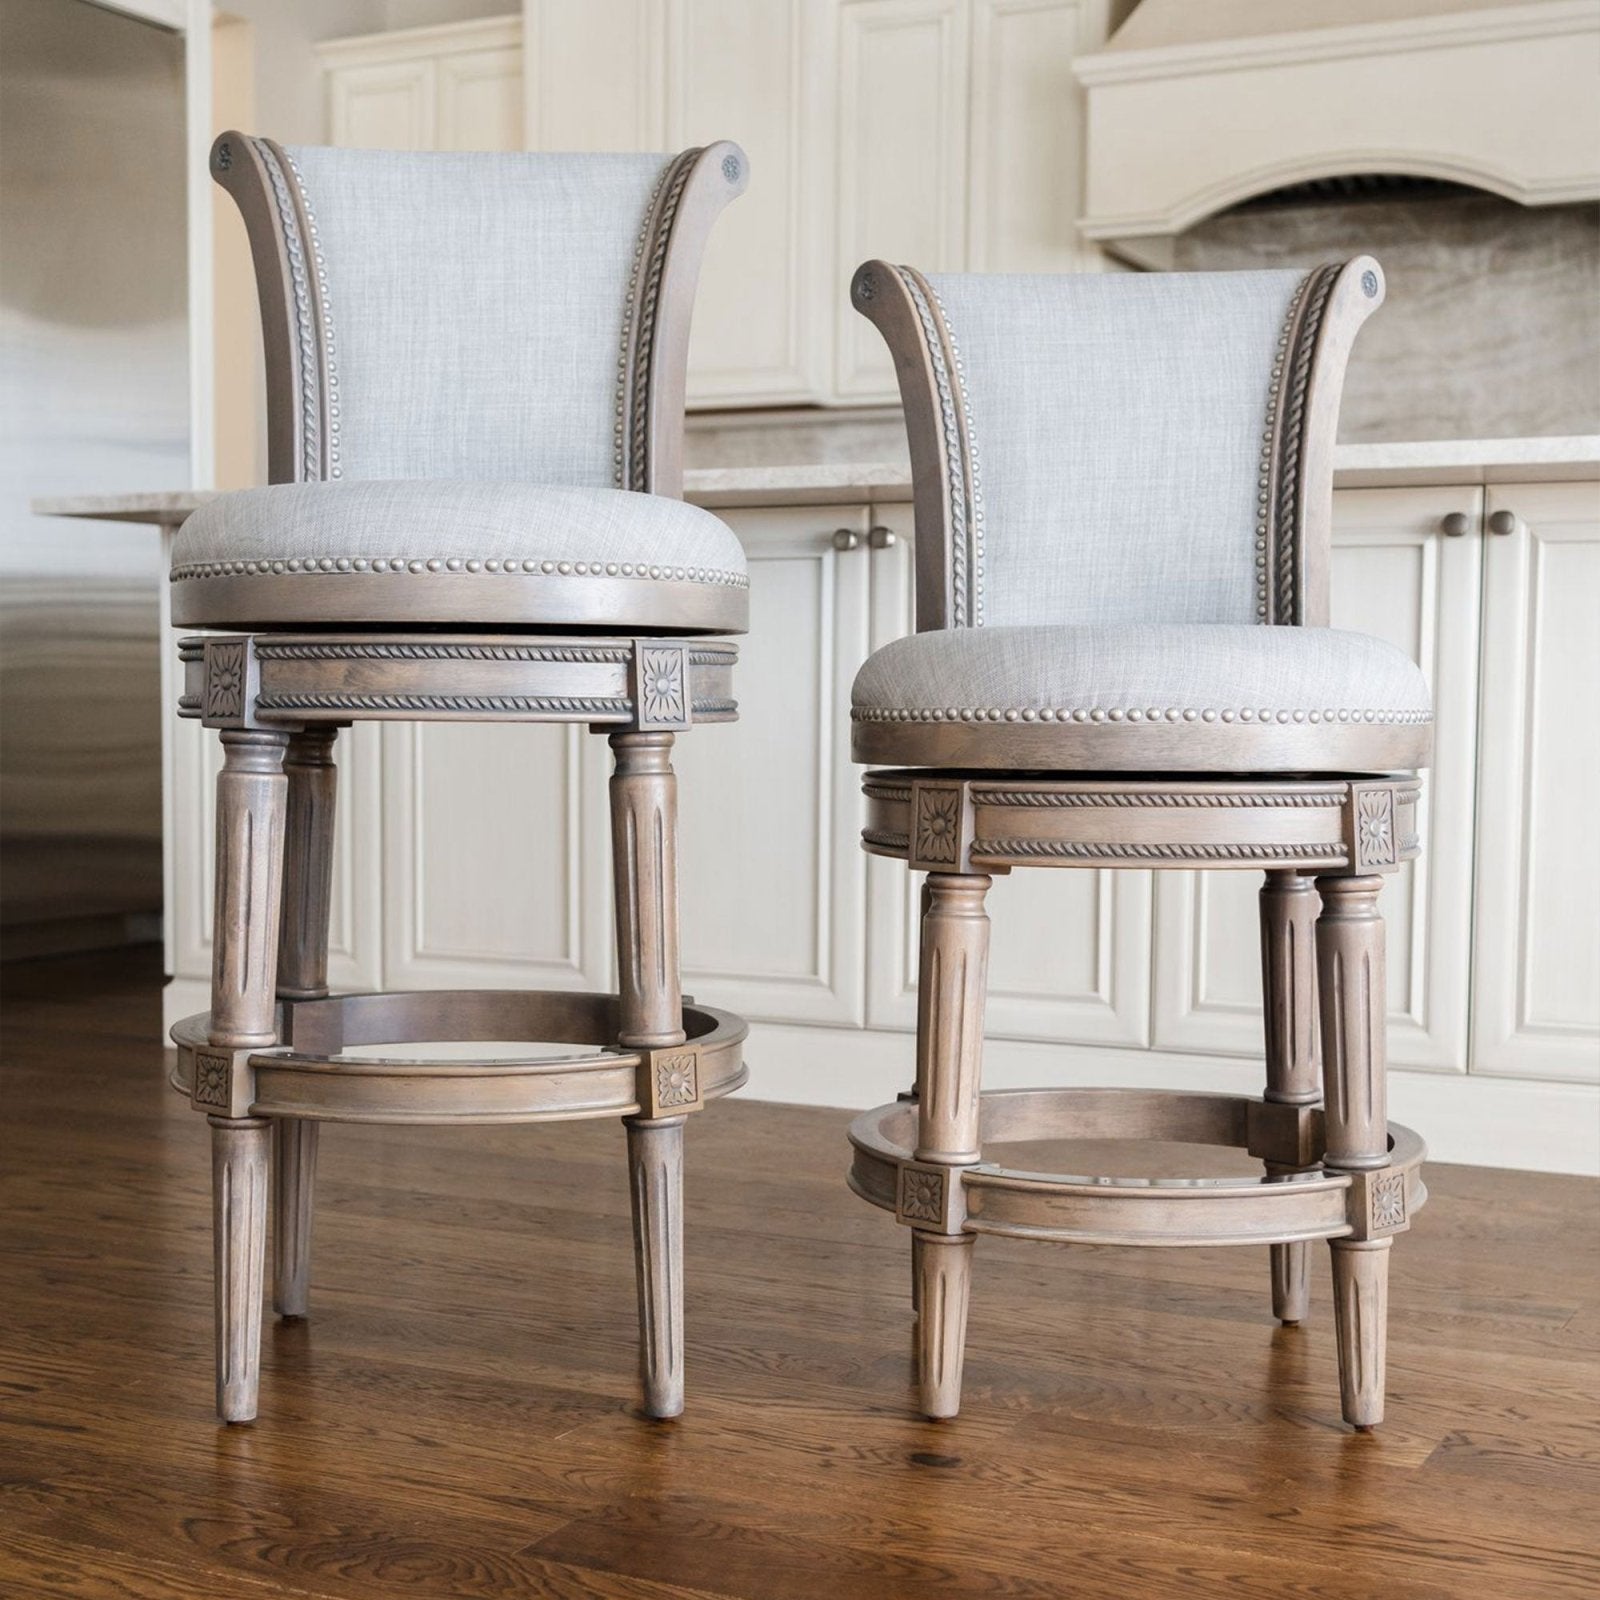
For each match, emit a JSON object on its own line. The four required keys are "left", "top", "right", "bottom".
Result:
{"left": 1472, "top": 481, "right": 1600, "bottom": 1080}
{"left": 835, "top": 0, "right": 968, "bottom": 400}
{"left": 381, "top": 722, "right": 609, "bottom": 991}
{"left": 675, "top": 507, "right": 870, "bottom": 1025}
{"left": 173, "top": 719, "right": 383, "bottom": 995}
{"left": 671, "top": 0, "right": 824, "bottom": 404}
{"left": 327, "top": 61, "right": 435, "bottom": 150}
{"left": 1152, "top": 487, "right": 1482, "bottom": 1070}
{"left": 437, "top": 46, "right": 524, "bottom": 151}
{"left": 968, "top": 0, "right": 1108, "bottom": 272}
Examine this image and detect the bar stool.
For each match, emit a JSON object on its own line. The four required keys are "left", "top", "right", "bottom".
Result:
{"left": 172, "top": 134, "right": 749, "bottom": 1423}
{"left": 845, "top": 257, "right": 1431, "bottom": 1429}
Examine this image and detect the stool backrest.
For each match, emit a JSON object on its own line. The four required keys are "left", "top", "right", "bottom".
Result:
{"left": 852, "top": 258, "right": 1383, "bottom": 630}
{"left": 212, "top": 134, "right": 747, "bottom": 496}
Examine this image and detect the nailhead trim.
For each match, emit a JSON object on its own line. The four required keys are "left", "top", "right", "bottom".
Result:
{"left": 171, "top": 557, "right": 747, "bottom": 586}
{"left": 894, "top": 268, "right": 983, "bottom": 627}
{"left": 852, "top": 705, "right": 1430, "bottom": 726}
{"left": 1255, "top": 274, "right": 1311, "bottom": 621}
{"left": 282, "top": 148, "right": 342, "bottom": 481}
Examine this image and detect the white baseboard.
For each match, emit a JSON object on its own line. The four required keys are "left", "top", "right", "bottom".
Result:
{"left": 158, "top": 979, "right": 1599, "bottom": 1176}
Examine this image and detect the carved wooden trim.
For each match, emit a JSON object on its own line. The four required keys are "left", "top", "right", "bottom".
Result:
{"left": 638, "top": 1042, "right": 703, "bottom": 1118}
{"left": 895, "top": 1160, "right": 966, "bottom": 1234}
{"left": 1348, "top": 782, "right": 1401, "bottom": 873}
{"left": 908, "top": 782, "right": 974, "bottom": 873}
{"left": 632, "top": 642, "right": 690, "bottom": 732}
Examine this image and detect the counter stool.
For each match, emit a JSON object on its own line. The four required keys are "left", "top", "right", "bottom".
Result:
{"left": 845, "top": 256, "right": 1431, "bottom": 1429}
{"left": 171, "top": 133, "right": 750, "bottom": 1423}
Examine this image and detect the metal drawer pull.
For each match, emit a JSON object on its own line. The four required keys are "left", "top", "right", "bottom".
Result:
{"left": 1487, "top": 509, "right": 1518, "bottom": 537}
{"left": 1438, "top": 511, "right": 1470, "bottom": 538}
{"left": 868, "top": 524, "right": 898, "bottom": 549}
{"left": 832, "top": 527, "right": 862, "bottom": 551}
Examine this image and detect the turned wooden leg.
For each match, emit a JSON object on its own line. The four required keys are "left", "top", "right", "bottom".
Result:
{"left": 610, "top": 731, "right": 688, "bottom": 1419}
{"left": 1316, "top": 874, "right": 1392, "bottom": 1430}
{"left": 1260, "top": 871, "right": 1320, "bottom": 1325}
{"left": 212, "top": 1116, "right": 270, "bottom": 1422}
{"left": 206, "top": 729, "right": 289, "bottom": 1423}
{"left": 911, "top": 872, "right": 991, "bottom": 1421}
{"left": 271, "top": 729, "right": 337, "bottom": 1319}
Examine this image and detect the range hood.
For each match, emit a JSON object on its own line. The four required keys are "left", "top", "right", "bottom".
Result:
{"left": 1073, "top": 0, "right": 1600, "bottom": 260}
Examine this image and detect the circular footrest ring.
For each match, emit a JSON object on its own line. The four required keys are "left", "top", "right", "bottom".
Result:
{"left": 171, "top": 989, "right": 747, "bottom": 1124}
{"left": 848, "top": 1088, "right": 1425, "bottom": 1248}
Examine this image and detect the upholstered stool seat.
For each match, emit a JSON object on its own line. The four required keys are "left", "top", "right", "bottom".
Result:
{"left": 172, "top": 480, "right": 749, "bottom": 630}
{"left": 852, "top": 622, "right": 1431, "bottom": 770}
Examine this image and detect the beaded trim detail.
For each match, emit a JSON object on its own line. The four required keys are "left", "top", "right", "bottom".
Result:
{"left": 171, "top": 556, "right": 747, "bottom": 586}
{"left": 281, "top": 148, "right": 342, "bottom": 481}
{"left": 1257, "top": 263, "right": 1342, "bottom": 622}
{"left": 893, "top": 268, "right": 984, "bottom": 627}
{"left": 615, "top": 149, "right": 701, "bottom": 491}
{"left": 852, "top": 705, "right": 1430, "bottom": 726}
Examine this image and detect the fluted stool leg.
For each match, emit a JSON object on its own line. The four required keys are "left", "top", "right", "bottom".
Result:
{"left": 1259, "top": 871, "right": 1321, "bottom": 1325}
{"left": 272, "top": 728, "right": 337, "bottom": 1319}
{"left": 1316, "top": 874, "right": 1392, "bottom": 1430}
{"left": 207, "top": 729, "right": 289, "bottom": 1422}
{"left": 911, "top": 872, "right": 991, "bottom": 1420}
{"left": 610, "top": 731, "right": 687, "bottom": 1419}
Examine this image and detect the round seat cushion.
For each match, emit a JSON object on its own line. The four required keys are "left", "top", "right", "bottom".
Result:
{"left": 852, "top": 624, "right": 1432, "bottom": 772}
{"left": 171, "top": 480, "right": 749, "bottom": 632}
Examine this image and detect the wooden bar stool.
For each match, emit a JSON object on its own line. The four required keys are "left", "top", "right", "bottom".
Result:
{"left": 846, "top": 256, "right": 1431, "bottom": 1429}
{"left": 171, "top": 134, "right": 749, "bottom": 1423}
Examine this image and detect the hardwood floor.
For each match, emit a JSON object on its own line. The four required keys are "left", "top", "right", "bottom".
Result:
{"left": 3, "top": 950, "right": 1597, "bottom": 1599}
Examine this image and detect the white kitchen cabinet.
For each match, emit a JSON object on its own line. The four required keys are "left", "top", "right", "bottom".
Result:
{"left": 320, "top": 18, "right": 523, "bottom": 154}
{"left": 1470, "top": 481, "right": 1600, "bottom": 1082}
{"left": 834, "top": 0, "right": 970, "bottom": 400}
{"left": 1151, "top": 487, "right": 1484, "bottom": 1073}
{"left": 379, "top": 722, "right": 611, "bottom": 993}
{"left": 675, "top": 504, "right": 876, "bottom": 1025}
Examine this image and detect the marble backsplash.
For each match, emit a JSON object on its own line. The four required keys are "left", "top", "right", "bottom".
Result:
{"left": 689, "top": 187, "right": 1598, "bottom": 464}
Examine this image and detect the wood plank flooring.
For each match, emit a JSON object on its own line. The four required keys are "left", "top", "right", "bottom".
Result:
{"left": 2, "top": 949, "right": 1597, "bottom": 1599}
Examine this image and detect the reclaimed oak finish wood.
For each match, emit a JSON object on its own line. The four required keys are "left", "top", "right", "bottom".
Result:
{"left": 3, "top": 953, "right": 1597, "bottom": 1600}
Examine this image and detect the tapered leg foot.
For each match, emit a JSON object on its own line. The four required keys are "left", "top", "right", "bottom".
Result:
{"left": 212, "top": 1116, "right": 270, "bottom": 1424}
{"left": 272, "top": 1119, "right": 318, "bottom": 1319}
{"left": 1271, "top": 1240, "right": 1311, "bottom": 1325}
{"left": 1331, "top": 1239, "right": 1390, "bottom": 1429}
{"left": 914, "top": 1232, "right": 972, "bottom": 1420}
{"left": 627, "top": 1116, "right": 685, "bottom": 1419}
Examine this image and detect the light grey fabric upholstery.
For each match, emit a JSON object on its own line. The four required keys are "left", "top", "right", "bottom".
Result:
{"left": 855, "top": 624, "right": 1428, "bottom": 723}
{"left": 924, "top": 270, "right": 1306, "bottom": 629}
{"left": 283, "top": 146, "right": 669, "bottom": 485}
{"left": 174, "top": 480, "right": 746, "bottom": 582}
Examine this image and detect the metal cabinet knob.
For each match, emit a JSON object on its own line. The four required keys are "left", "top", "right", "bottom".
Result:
{"left": 1439, "top": 511, "right": 1471, "bottom": 538}
{"left": 831, "top": 527, "right": 861, "bottom": 552}
{"left": 867, "top": 524, "right": 898, "bottom": 549}
{"left": 1487, "top": 509, "right": 1519, "bottom": 537}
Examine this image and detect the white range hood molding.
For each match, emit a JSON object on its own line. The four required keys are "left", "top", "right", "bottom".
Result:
{"left": 1073, "top": 0, "right": 1600, "bottom": 243}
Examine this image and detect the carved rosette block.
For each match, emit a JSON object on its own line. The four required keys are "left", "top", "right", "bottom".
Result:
{"left": 895, "top": 1160, "right": 965, "bottom": 1235}
{"left": 1348, "top": 783, "right": 1401, "bottom": 873}
{"left": 201, "top": 637, "right": 265, "bottom": 728}
{"left": 638, "top": 1043, "right": 702, "bottom": 1119}
{"left": 908, "top": 782, "right": 974, "bottom": 873}
{"left": 627, "top": 1118, "right": 684, "bottom": 1419}
{"left": 210, "top": 731, "right": 290, "bottom": 1050}
{"left": 190, "top": 1044, "right": 257, "bottom": 1119}
{"left": 1345, "top": 1165, "right": 1411, "bottom": 1241}
{"left": 632, "top": 642, "right": 690, "bottom": 732}
{"left": 211, "top": 1116, "right": 270, "bottom": 1423}
{"left": 272, "top": 1118, "right": 319, "bottom": 1318}
{"left": 915, "top": 1234, "right": 974, "bottom": 1421}
{"left": 914, "top": 874, "right": 992, "bottom": 1166}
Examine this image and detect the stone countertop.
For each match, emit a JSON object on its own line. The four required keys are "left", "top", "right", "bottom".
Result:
{"left": 30, "top": 436, "right": 1600, "bottom": 526}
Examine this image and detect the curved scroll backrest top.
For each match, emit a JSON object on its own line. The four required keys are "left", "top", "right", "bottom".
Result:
{"left": 851, "top": 257, "right": 1382, "bottom": 631}
{"left": 210, "top": 133, "right": 746, "bottom": 495}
